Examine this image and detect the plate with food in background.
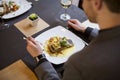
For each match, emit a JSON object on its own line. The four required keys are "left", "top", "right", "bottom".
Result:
{"left": 0, "top": 0, "right": 32, "bottom": 19}
{"left": 35, "top": 26, "right": 85, "bottom": 64}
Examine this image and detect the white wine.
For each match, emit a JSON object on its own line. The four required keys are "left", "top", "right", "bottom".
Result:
{"left": 61, "top": 0, "right": 72, "bottom": 9}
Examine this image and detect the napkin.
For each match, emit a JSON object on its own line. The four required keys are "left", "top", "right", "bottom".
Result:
{"left": 0, "top": 60, "right": 38, "bottom": 80}
{"left": 14, "top": 17, "right": 50, "bottom": 37}
{"left": 82, "top": 19, "right": 100, "bottom": 30}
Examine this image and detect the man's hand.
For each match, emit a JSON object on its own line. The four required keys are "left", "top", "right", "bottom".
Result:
{"left": 68, "top": 19, "right": 86, "bottom": 33}
{"left": 26, "top": 37, "right": 43, "bottom": 57}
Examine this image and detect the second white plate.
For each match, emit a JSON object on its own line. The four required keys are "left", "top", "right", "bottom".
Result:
{"left": 2, "top": 0, "right": 32, "bottom": 19}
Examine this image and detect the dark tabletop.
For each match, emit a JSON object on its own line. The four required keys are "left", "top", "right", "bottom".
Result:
{"left": 0, "top": 0, "right": 87, "bottom": 70}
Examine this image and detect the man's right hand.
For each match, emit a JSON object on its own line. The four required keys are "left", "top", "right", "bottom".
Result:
{"left": 26, "top": 37, "right": 43, "bottom": 58}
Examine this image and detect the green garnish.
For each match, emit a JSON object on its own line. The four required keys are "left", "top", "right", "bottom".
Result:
{"left": 60, "top": 37, "right": 68, "bottom": 47}
{"left": 29, "top": 13, "right": 38, "bottom": 21}
{"left": 9, "top": 1, "right": 13, "bottom": 6}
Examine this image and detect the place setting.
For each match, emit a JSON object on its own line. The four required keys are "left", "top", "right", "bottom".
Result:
{"left": 0, "top": 0, "right": 32, "bottom": 30}
{"left": 0, "top": 0, "right": 32, "bottom": 19}
{"left": 14, "top": 12, "right": 85, "bottom": 65}
{"left": 14, "top": 12, "right": 86, "bottom": 65}
{"left": 13, "top": 0, "right": 86, "bottom": 65}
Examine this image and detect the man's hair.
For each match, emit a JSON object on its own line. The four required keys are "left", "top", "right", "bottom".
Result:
{"left": 103, "top": 0, "right": 120, "bottom": 13}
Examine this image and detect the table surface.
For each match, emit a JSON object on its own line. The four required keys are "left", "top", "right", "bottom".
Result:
{"left": 0, "top": 0, "right": 87, "bottom": 70}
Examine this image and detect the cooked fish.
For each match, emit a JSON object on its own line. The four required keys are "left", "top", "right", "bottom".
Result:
{"left": 46, "top": 36, "right": 74, "bottom": 54}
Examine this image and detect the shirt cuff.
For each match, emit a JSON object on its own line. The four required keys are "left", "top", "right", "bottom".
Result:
{"left": 36, "top": 58, "right": 48, "bottom": 66}
{"left": 84, "top": 27, "right": 93, "bottom": 38}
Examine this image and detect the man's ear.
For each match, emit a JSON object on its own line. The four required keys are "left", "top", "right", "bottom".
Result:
{"left": 93, "top": 0, "right": 102, "bottom": 10}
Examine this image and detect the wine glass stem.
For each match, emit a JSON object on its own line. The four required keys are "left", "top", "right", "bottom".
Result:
{"left": 0, "top": 16, "right": 4, "bottom": 24}
{"left": 64, "top": 9, "right": 67, "bottom": 18}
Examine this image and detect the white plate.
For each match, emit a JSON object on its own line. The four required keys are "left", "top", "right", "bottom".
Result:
{"left": 35, "top": 26, "right": 85, "bottom": 64}
{"left": 2, "top": 0, "right": 32, "bottom": 19}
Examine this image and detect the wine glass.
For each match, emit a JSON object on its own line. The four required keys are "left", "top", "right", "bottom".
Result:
{"left": 60, "top": 0, "right": 72, "bottom": 21}
{"left": 0, "top": 16, "right": 10, "bottom": 30}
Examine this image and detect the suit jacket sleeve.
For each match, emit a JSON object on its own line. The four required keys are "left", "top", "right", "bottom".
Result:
{"left": 69, "top": 27, "right": 99, "bottom": 43}
{"left": 34, "top": 61, "right": 60, "bottom": 80}
{"left": 84, "top": 27, "right": 99, "bottom": 41}
{"left": 34, "top": 60, "right": 83, "bottom": 80}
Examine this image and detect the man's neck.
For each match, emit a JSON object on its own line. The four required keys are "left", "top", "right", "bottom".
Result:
{"left": 97, "top": 13, "right": 120, "bottom": 30}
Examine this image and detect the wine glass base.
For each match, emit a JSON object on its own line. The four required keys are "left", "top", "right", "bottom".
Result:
{"left": 60, "top": 13, "right": 71, "bottom": 21}
{"left": 35, "top": 0, "right": 39, "bottom": 1}
{"left": 0, "top": 24, "right": 10, "bottom": 30}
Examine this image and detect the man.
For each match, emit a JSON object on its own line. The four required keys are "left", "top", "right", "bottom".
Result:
{"left": 26, "top": 0, "right": 120, "bottom": 80}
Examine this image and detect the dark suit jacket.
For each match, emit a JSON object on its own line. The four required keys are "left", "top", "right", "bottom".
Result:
{"left": 63, "top": 25, "right": 120, "bottom": 80}
{"left": 34, "top": 25, "right": 120, "bottom": 80}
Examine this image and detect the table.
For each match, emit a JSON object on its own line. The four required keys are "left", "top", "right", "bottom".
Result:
{"left": 0, "top": 0, "right": 87, "bottom": 71}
